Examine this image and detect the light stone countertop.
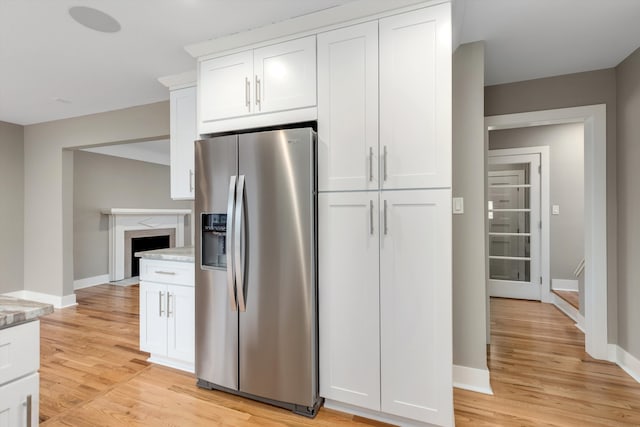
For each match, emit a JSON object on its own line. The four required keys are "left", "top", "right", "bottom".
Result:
{"left": 0, "top": 296, "right": 54, "bottom": 330}
{"left": 135, "top": 246, "right": 195, "bottom": 263}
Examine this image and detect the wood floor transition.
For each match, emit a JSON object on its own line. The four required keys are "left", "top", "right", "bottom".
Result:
{"left": 38, "top": 285, "right": 640, "bottom": 426}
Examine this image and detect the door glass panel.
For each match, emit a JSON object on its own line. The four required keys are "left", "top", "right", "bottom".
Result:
{"left": 489, "top": 211, "right": 530, "bottom": 234}
{"left": 489, "top": 235, "right": 530, "bottom": 258}
{"left": 490, "top": 258, "right": 530, "bottom": 281}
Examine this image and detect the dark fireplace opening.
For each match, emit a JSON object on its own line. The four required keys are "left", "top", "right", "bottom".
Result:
{"left": 131, "top": 235, "right": 171, "bottom": 277}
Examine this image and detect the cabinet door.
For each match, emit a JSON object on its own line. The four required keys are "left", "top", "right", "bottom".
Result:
{"left": 318, "top": 22, "right": 378, "bottom": 192}
{"left": 379, "top": 4, "right": 451, "bottom": 190}
{"left": 253, "top": 36, "right": 316, "bottom": 114}
{"left": 0, "top": 373, "right": 39, "bottom": 427}
{"left": 199, "top": 50, "right": 253, "bottom": 123}
{"left": 319, "top": 192, "right": 380, "bottom": 410}
{"left": 380, "top": 189, "right": 452, "bottom": 425}
{"left": 167, "top": 284, "right": 195, "bottom": 364}
{"left": 170, "top": 86, "right": 197, "bottom": 200}
{"left": 139, "top": 281, "right": 168, "bottom": 356}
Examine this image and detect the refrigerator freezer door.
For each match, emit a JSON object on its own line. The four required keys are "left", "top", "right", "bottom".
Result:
{"left": 238, "top": 128, "right": 317, "bottom": 408}
{"left": 195, "top": 136, "right": 240, "bottom": 390}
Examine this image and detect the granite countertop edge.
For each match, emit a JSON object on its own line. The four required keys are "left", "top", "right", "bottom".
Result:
{"left": 135, "top": 246, "right": 195, "bottom": 263}
{"left": 0, "top": 297, "right": 54, "bottom": 330}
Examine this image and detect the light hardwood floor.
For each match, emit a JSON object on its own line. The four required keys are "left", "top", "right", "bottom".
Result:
{"left": 553, "top": 289, "right": 580, "bottom": 310}
{"left": 38, "top": 285, "right": 640, "bottom": 426}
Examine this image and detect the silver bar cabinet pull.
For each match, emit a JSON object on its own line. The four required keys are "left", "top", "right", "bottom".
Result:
{"left": 245, "top": 77, "right": 250, "bottom": 111}
{"left": 159, "top": 291, "right": 165, "bottom": 316}
{"left": 154, "top": 271, "right": 176, "bottom": 275}
{"left": 25, "top": 395, "right": 32, "bottom": 427}
{"left": 167, "top": 292, "right": 172, "bottom": 317}
{"left": 227, "top": 176, "right": 238, "bottom": 311}
{"left": 369, "top": 147, "right": 374, "bottom": 182}
{"left": 255, "top": 75, "right": 261, "bottom": 110}
{"left": 235, "top": 175, "right": 247, "bottom": 312}
{"left": 369, "top": 200, "right": 374, "bottom": 235}
{"left": 189, "top": 169, "right": 194, "bottom": 192}
{"left": 383, "top": 145, "right": 388, "bottom": 181}
{"left": 384, "top": 200, "right": 388, "bottom": 235}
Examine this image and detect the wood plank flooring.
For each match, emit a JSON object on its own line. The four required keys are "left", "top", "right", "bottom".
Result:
{"left": 38, "top": 285, "right": 640, "bottom": 426}
{"left": 553, "top": 289, "right": 580, "bottom": 310}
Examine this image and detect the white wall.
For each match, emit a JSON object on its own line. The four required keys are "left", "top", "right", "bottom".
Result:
{"left": 0, "top": 121, "right": 24, "bottom": 294}
{"left": 489, "top": 123, "right": 585, "bottom": 282}
{"left": 23, "top": 101, "right": 170, "bottom": 300}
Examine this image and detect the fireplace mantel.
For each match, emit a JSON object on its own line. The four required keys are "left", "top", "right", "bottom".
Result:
{"left": 102, "top": 208, "right": 191, "bottom": 281}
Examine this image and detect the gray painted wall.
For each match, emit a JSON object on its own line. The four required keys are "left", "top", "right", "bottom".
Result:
{"left": 616, "top": 46, "right": 640, "bottom": 359}
{"left": 0, "top": 121, "right": 24, "bottom": 294}
{"left": 452, "top": 42, "right": 487, "bottom": 370}
{"left": 73, "top": 150, "right": 192, "bottom": 281}
{"left": 23, "top": 101, "right": 170, "bottom": 299}
{"left": 489, "top": 123, "right": 585, "bottom": 282}
{"left": 485, "top": 69, "right": 618, "bottom": 342}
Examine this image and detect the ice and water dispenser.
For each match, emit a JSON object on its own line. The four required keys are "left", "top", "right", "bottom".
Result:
{"left": 201, "top": 213, "right": 227, "bottom": 270}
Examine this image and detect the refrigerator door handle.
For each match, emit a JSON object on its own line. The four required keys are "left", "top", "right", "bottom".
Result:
{"left": 234, "top": 175, "right": 247, "bottom": 312}
{"left": 226, "top": 175, "right": 238, "bottom": 311}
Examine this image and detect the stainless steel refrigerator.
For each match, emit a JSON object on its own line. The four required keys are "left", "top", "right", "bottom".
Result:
{"left": 194, "top": 127, "right": 320, "bottom": 417}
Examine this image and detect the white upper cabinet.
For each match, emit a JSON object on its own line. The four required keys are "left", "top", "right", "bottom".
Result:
{"left": 198, "top": 36, "right": 316, "bottom": 134}
{"left": 318, "top": 21, "right": 379, "bottom": 192}
{"left": 254, "top": 36, "right": 316, "bottom": 114}
{"left": 379, "top": 189, "right": 452, "bottom": 425}
{"left": 319, "top": 192, "right": 380, "bottom": 411}
{"left": 379, "top": 4, "right": 451, "bottom": 190}
{"left": 170, "top": 86, "right": 197, "bottom": 200}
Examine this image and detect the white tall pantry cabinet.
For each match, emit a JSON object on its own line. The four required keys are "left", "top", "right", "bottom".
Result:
{"left": 318, "top": 3, "right": 452, "bottom": 426}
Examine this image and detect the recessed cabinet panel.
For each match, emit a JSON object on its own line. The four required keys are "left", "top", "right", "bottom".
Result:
{"left": 380, "top": 4, "right": 451, "bottom": 189}
{"left": 199, "top": 51, "right": 253, "bottom": 123}
{"left": 140, "top": 281, "right": 168, "bottom": 355}
{"left": 167, "top": 285, "right": 195, "bottom": 363}
{"left": 170, "top": 86, "right": 197, "bottom": 200}
{"left": 380, "top": 189, "right": 452, "bottom": 425}
{"left": 254, "top": 36, "right": 316, "bottom": 114}
{"left": 318, "top": 22, "right": 378, "bottom": 192}
{"left": 0, "top": 373, "right": 39, "bottom": 427}
{"left": 319, "top": 192, "right": 380, "bottom": 410}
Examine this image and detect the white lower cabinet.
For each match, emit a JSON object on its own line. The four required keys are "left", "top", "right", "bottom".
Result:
{"left": 0, "top": 373, "right": 39, "bottom": 427}
{"left": 319, "top": 189, "right": 452, "bottom": 426}
{"left": 139, "top": 259, "right": 195, "bottom": 372}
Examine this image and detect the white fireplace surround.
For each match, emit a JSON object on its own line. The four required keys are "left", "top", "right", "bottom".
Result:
{"left": 102, "top": 208, "right": 191, "bottom": 281}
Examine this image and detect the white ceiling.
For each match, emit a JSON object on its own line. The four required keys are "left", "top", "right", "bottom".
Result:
{"left": 80, "top": 139, "right": 170, "bottom": 166}
{"left": 2, "top": 0, "right": 640, "bottom": 125}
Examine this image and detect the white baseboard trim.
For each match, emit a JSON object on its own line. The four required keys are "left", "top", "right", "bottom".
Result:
{"left": 609, "top": 345, "right": 640, "bottom": 384}
{"left": 74, "top": 274, "right": 110, "bottom": 290}
{"left": 550, "top": 292, "right": 579, "bottom": 323}
{"left": 4, "top": 290, "right": 77, "bottom": 309}
{"left": 323, "top": 399, "right": 438, "bottom": 427}
{"left": 453, "top": 365, "right": 493, "bottom": 395}
{"left": 575, "top": 312, "right": 586, "bottom": 333}
{"left": 147, "top": 355, "right": 194, "bottom": 374}
{"left": 551, "top": 279, "right": 579, "bottom": 291}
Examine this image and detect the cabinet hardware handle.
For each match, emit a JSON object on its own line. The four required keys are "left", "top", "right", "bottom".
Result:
{"left": 369, "top": 147, "right": 374, "bottom": 182}
{"left": 383, "top": 145, "right": 388, "bottom": 182}
{"left": 245, "top": 77, "right": 250, "bottom": 111}
{"left": 255, "top": 75, "right": 261, "bottom": 111}
{"left": 167, "top": 292, "right": 173, "bottom": 317}
{"left": 384, "top": 200, "right": 388, "bottom": 235}
{"left": 24, "top": 395, "right": 32, "bottom": 427}
{"left": 155, "top": 271, "right": 176, "bottom": 275}
{"left": 159, "top": 291, "right": 165, "bottom": 316}
{"left": 189, "top": 169, "right": 194, "bottom": 192}
{"left": 369, "top": 200, "right": 374, "bottom": 235}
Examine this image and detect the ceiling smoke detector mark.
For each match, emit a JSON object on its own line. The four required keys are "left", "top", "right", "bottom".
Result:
{"left": 52, "top": 97, "right": 72, "bottom": 104}
{"left": 68, "top": 6, "right": 121, "bottom": 33}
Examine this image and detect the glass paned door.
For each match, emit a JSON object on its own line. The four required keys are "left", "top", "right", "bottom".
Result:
{"left": 488, "top": 153, "right": 541, "bottom": 300}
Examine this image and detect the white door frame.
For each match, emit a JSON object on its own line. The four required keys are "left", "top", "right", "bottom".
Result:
{"left": 485, "top": 104, "right": 608, "bottom": 360}
{"left": 488, "top": 148, "right": 550, "bottom": 302}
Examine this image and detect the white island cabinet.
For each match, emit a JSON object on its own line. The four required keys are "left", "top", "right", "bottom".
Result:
{"left": 139, "top": 254, "right": 195, "bottom": 373}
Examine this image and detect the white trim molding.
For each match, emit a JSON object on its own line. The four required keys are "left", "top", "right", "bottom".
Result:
{"left": 552, "top": 279, "right": 579, "bottom": 291}
{"left": 485, "top": 104, "right": 609, "bottom": 361}
{"left": 609, "top": 345, "right": 640, "bottom": 384}
{"left": 74, "top": 274, "right": 110, "bottom": 290}
{"left": 324, "top": 399, "right": 439, "bottom": 427}
{"left": 453, "top": 365, "right": 493, "bottom": 395}
{"left": 5, "top": 290, "right": 77, "bottom": 309}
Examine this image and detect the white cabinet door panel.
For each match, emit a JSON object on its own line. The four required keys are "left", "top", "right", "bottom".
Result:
{"left": 379, "top": 4, "right": 451, "bottom": 190}
{"left": 319, "top": 192, "right": 380, "bottom": 410}
{"left": 167, "top": 285, "right": 195, "bottom": 363}
{"left": 0, "top": 373, "right": 39, "bottom": 427}
{"left": 254, "top": 36, "right": 316, "bottom": 114}
{"left": 199, "top": 50, "right": 253, "bottom": 123}
{"left": 170, "top": 86, "right": 197, "bottom": 200}
{"left": 318, "top": 22, "right": 378, "bottom": 192}
{"left": 380, "top": 189, "right": 452, "bottom": 425}
{"left": 139, "top": 281, "right": 167, "bottom": 355}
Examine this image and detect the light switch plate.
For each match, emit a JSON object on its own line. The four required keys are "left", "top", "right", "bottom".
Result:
{"left": 453, "top": 197, "right": 464, "bottom": 214}
{"left": 552, "top": 205, "right": 560, "bottom": 215}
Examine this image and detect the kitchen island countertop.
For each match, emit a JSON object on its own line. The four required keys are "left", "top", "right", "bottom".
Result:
{"left": 135, "top": 246, "right": 195, "bottom": 263}
{"left": 0, "top": 296, "right": 54, "bottom": 330}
